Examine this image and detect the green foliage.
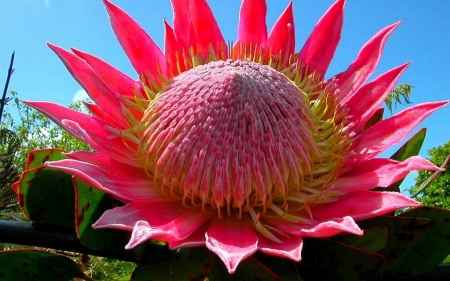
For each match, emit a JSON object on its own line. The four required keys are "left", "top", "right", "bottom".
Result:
{"left": 0, "top": 92, "right": 134, "bottom": 280}
{"left": 0, "top": 249, "right": 93, "bottom": 281}
{"left": 0, "top": 91, "right": 89, "bottom": 172}
{"left": 0, "top": 128, "right": 21, "bottom": 219}
{"left": 385, "top": 83, "right": 413, "bottom": 113}
{"left": 409, "top": 139, "right": 450, "bottom": 209}
{"left": 409, "top": 140, "right": 450, "bottom": 264}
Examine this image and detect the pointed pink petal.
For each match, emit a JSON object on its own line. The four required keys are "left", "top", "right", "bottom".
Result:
{"left": 257, "top": 234, "right": 302, "bottom": 261}
{"left": 297, "top": 216, "right": 363, "bottom": 237}
{"left": 297, "top": 0, "right": 345, "bottom": 76}
{"left": 103, "top": 0, "right": 168, "bottom": 80}
{"left": 233, "top": 0, "right": 267, "bottom": 56}
{"left": 93, "top": 201, "right": 211, "bottom": 248}
{"left": 65, "top": 150, "right": 148, "bottom": 179}
{"left": 46, "top": 159, "right": 165, "bottom": 202}
{"left": 171, "top": 0, "right": 226, "bottom": 58}
{"left": 347, "top": 63, "right": 410, "bottom": 131}
{"left": 71, "top": 48, "right": 145, "bottom": 99}
{"left": 267, "top": 2, "right": 295, "bottom": 58}
{"left": 311, "top": 190, "right": 420, "bottom": 221}
{"left": 83, "top": 102, "right": 123, "bottom": 127}
{"left": 48, "top": 43, "right": 128, "bottom": 127}
{"left": 264, "top": 216, "right": 362, "bottom": 237}
{"left": 334, "top": 22, "right": 400, "bottom": 103}
{"left": 168, "top": 223, "right": 209, "bottom": 249}
{"left": 164, "top": 20, "right": 186, "bottom": 75}
{"left": 63, "top": 119, "right": 140, "bottom": 167}
{"left": 335, "top": 156, "right": 442, "bottom": 191}
{"left": 348, "top": 101, "right": 448, "bottom": 165}
{"left": 171, "top": 0, "right": 196, "bottom": 48}
{"left": 24, "top": 101, "right": 139, "bottom": 166}
{"left": 206, "top": 218, "right": 258, "bottom": 274}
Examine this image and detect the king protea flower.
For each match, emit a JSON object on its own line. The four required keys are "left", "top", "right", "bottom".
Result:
{"left": 26, "top": 0, "right": 446, "bottom": 273}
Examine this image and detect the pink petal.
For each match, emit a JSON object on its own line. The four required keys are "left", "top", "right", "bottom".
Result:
{"left": 25, "top": 101, "right": 139, "bottom": 166}
{"left": 65, "top": 150, "right": 148, "bottom": 179}
{"left": 170, "top": 0, "right": 196, "bottom": 50}
{"left": 267, "top": 1, "right": 295, "bottom": 59}
{"left": 83, "top": 102, "right": 123, "bottom": 127}
{"left": 346, "top": 63, "right": 410, "bottom": 131}
{"left": 297, "top": 0, "right": 345, "bottom": 76}
{"left": 71, "top": 48, "right": 145, "bottom": 99}
{"left": 46, "top": 159, "right": 165, "bottom": 202}
{"left": 264, "top": 216, "right": 362, "bottom": 237}
{"left": 206, "top": 218, "right": 258, "bottom": 274}
{"left": 348, "top": 101, "right": 448, "bottom": 165}
{"left": 232, "top": 0, "right": 267, "bottom": 57}
{"left": 257, "top": 233, "right": 302, "bottom": 261}
{"left": 168, "top": 223, "right": 209, "bottom": 249}
{"left": 334, "top": 22, "right": 400, "bottom": 103}
{"left": 48, "top": 43, "right": 128, "bottom": 127}
{"left": 311, "top": 190, "right": 420, "bottom": 221}
{"left": 335, "top": 156, "right": 442, "bottom": 192}
{"left": 297, "top": 216, "right": 363, "bottom": 237}
{"left": 94, "top": 201, "right": 211, "bottom": 248}
{"left": 103, "top": 0, "right": 168, "bottom": 80}
{"left": 171, "top": 0, "right": 226, "bottom": 58}
{"left": 164, "top": 20, "right": 186, "bottom": 75}
{"left": 64, "top": 119, "right": 140, "bottom": 167}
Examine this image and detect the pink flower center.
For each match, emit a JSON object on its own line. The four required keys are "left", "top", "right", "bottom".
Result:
{"left": 137, "top": 59, "right": 331, "bottom": 218}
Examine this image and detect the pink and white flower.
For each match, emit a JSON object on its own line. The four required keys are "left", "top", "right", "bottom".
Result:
{"left": 26, "top": 0, "right": 446, "bottom": 273}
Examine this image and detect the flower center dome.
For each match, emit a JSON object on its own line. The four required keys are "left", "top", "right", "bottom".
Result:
{"left": 138, "top": 59, "right": 326, "bottom": 217}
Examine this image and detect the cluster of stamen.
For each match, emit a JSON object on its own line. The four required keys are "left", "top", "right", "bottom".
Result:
{"left": 112, "top": 40, "right": 352, "bottom": 228}
{"left": 135, "top": 59, "right": 340, "bottom": 219}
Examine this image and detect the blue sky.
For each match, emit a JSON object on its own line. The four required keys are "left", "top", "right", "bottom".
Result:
{"left": 1, "top": 0, "right": 449, "bottom": 191}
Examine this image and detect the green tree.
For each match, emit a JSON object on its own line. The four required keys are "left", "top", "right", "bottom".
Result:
{"left": 0, "top": 91, "right": 136, "bottom": 280}
{"left": 0, "top": 91, "right": 89, "bottom": 171}
{"left": 409, "top": 140, "right": 450, "bottom": 209}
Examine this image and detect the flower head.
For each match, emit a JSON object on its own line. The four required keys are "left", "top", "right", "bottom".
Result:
{"left": 27, "top": 0, "right": 446, "bottom": 273}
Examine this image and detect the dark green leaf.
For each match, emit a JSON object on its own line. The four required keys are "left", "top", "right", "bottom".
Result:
{"left": 252, "top": 254, "right": 303, "bottom": 281}
{"left": 298, "top": 238, "right": 384, "bottom": 280}
{"left": 358, "top": 215, "right": 433, "bottom": 278}
{"left": 18, "top": 168, "right": 75, "bottom": 230}
{"left": 0, "top": 249, "right": 90, "bottom": 281}
{"left": 390, "top": 128, "right": 426, "bottom": 162}
{"left": 385, "top": 207, "right": 450, "bottom": 277}
{"left": 131, "top": 247, "right": 213, "bottom": 281}
{"left": 332, "top": 227, "right": 388, "bottom": 252}
{"left": 74, "top": 177, "right": 130, "bottom": 251}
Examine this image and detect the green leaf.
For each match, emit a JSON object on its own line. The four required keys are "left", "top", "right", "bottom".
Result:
{"left": 332, "top": 227, "right": 388, "bottom": 252}
{"left": 0, "top": 249, "right": 91, "bottom": 281}
{"left": 24, "top": 148, "right": 66, "bottom": 170}
{"left": 390, "top": 128, "right": 426, "bottom": 162}
{"left": 132, "top": 247, "right": 284, "bottom": 281}
{"left": 298, "top": 238, "right": 384, "bottom": 280}
{"left": 385, "top": 207, "right": 450, "bottom": 277}
{"left": 74, "top": 177, "right": 130, "bottom": 251}
{"left": 131, "top": 247, "right": 213, "bottom": 281}
{"left": 251, "top": 254, "right": 303, "bottom": 281}
{"left": 358, "top": 215, "right": 433, "bottom": 277}
{"left": 18, "top": 167, "right": 75, "bottom": 230}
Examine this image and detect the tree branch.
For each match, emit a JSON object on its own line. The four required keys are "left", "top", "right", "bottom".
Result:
{"left": 0, "top": 219, "right": 138, "bottom": 262}
{"left": 0, "top": 52, "right": 15, "bottom": 123}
